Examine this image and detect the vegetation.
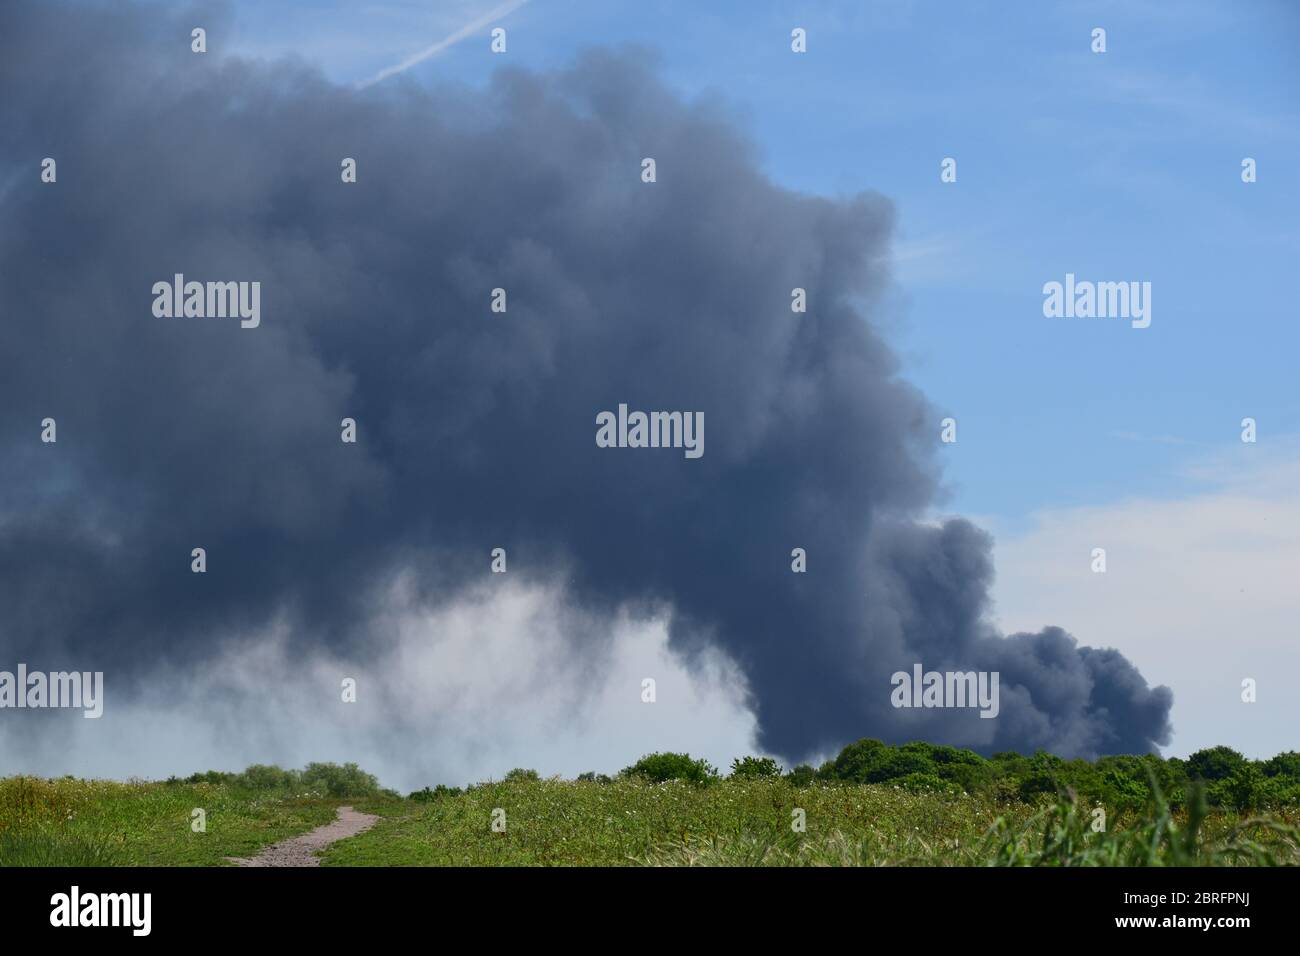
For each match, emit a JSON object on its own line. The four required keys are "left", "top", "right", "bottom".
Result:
{"left": 730, "top": 756, "right": 783, "bottom": 779}
{"left": 620, "top": 752, "right": 719, "bottom": 785}
{"left": 805, "top": 740, "right": 1300, "bottom": 813}
{"left": 330, "top": 773, "right": 1300, "bottom": 867}
{"left": 3, "top": 743, "right": 1299, "bottom": 866}
{"left": 177, "top": 761, "right": 388, "bottom": 799}
{"left": 0, "top": 766, "right": 392, "bottom": 866}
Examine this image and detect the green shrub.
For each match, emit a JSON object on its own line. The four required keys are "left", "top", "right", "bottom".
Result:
{"left": 1216, "top": 765, "right": 1266, "bottom": 812}
{"left": 785, "top": 764, "right": 817, "bottom": 787}
{"left": 184, "top": 770, "right": 235, "bottom": 785}
{"left": 903, "top": 743, "right": 992, "bottom": 790}
{"left": 409, "top": 784, "right": 462, "bottom": 802}
{"left": 621, "top": 752, "right": 718, "bottom": 785}
{"left": 299, "top": 762, "right": 382, "bottom": 798}
{"left": 730, "top": 757, "right": 782, "bottom": 779}
{"left": 1262, "top": 751, "right": 1300, "bottom": 781}
{"left": 829, "top": 738, "right": 891, "bottom": 783}
{"left": 1100, "top": 766, "right": 1151, "bottom": 808}
{"left": 235, "top": 764, "right": 299, "bottom": 792}
{"left": 1187, "top": 746, "right": 1247, "bottom": 783}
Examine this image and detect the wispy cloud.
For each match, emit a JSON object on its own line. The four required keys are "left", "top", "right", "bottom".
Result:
{"left": 358, "top": 0, "right": 529, "bottom": 89}
{"left": 1111, "top": 430, "right": 1200, "bottom": 447}
{"left": 988, "top": 436, "right": 1300, "bottom": 760}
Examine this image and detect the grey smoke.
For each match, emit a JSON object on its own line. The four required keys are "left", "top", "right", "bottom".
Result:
{"left": 0, "top": 0, "right": 1171, "bottom": 774}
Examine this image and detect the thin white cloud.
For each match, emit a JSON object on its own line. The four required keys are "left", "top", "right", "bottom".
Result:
{"left": 357, "top": 0, "right": 530, "bottom": 89}
{"left": 987, "top": 437, "right": 1300, "bottom": 761}
{"left": 1111, "top": 430, "right": 1201, "bottom": 447}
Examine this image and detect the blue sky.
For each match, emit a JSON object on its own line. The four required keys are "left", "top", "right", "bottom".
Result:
{"left": 5, "top": 0, "right": 1297, "bottom": 790}
{"left": 156, "top": 0, "right": 1295, "bottom": 765}
{"left": 223, "top": 0, "right": 1300, "bottom": 526}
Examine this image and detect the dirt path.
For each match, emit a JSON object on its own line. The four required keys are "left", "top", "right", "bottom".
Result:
{"left": 226, "top": 805, "right": 381, "bottom": 867}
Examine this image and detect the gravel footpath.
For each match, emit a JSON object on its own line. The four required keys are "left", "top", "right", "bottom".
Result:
{"left": 225, "top": 805, "right": 381, "bottom": 867}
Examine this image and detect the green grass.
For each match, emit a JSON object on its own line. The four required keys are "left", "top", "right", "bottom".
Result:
{"left": 0, "top": 775, "right": 354, "bottom": 866}
{"left": 5, "top": 772, "right": 1298, "bottom": 867}
{"left": 320, "top": 777, "right": 1300, "bottom": 867}
{"left": 323, "top": 777, "right": 1004, "bottom": 866}
{"left": 0, "top": 830, "right": 127, "bottom": 866}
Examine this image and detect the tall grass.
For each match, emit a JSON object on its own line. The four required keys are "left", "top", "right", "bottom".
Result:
{"left": 639, "top": 780, "right": 1300, "bottom": 867}
{"left": 984, "top": 780, "right": 1300, "bottom": 867}
{"left": 0, "top": 767, "right": 376, "bottom": 866}
{"left": 0, "top": 830, "right": 124, "bottom": 866}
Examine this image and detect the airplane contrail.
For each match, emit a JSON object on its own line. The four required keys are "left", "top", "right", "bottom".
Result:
{"left": 358, "top": 0, "right": 531, "bottom": 89}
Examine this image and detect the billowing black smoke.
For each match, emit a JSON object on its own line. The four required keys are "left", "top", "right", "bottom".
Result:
{"left": 0, "top": 0, "right": 1171, "bottom": 763}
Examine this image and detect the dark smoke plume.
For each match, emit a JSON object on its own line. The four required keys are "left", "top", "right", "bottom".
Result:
{"left": 0, "top": 0, "right": 1171, "bottom": 765}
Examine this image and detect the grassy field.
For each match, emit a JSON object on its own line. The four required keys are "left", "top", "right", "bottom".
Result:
{"left": 0, "top": 775, "right": 350, "bottom": 865}
{"left": 322, "top": 777, "right": 1300, "bottom": 866}
{"left": 3, "top": 771, "right": 1298, "bottom": 866}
